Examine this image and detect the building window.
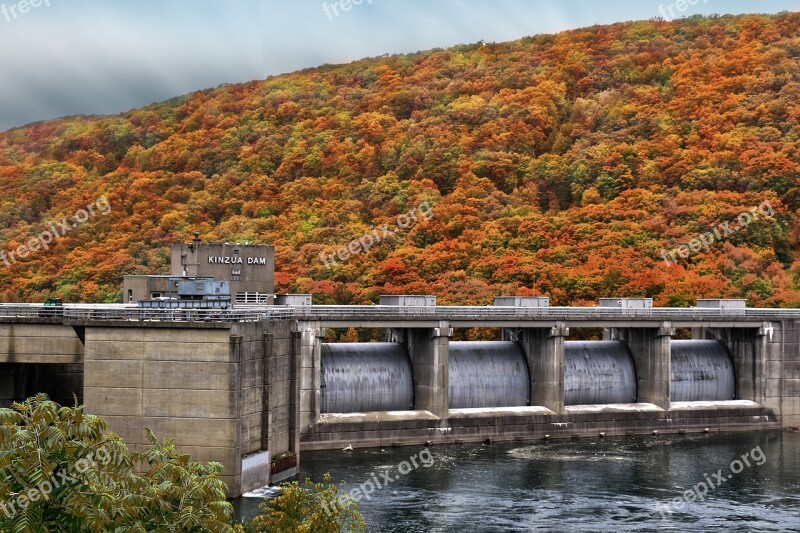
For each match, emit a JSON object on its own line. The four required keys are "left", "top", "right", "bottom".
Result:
{"left": 128, "top": 289, "right": 133, "bottom": 303}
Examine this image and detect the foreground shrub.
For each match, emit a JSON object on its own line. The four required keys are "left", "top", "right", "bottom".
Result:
{"left": 0, "top": 395, "right": 365, "bottom": 532}
{"left": 239, "top": 473, "right": 366, "bottom": 533}
{"left": 0, "top": 394, "right": 234, "bottom": 532}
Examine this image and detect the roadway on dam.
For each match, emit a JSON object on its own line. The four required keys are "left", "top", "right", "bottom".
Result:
{"left": 0, "top": 302, "right": 796, "bottom": 329}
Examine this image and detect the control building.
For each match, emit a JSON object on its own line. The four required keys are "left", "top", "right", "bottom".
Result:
{"left": 123, "top": 236, "right": 274, "bottom": 304}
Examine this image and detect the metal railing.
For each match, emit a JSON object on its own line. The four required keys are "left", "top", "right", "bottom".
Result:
{"left": 291, "top": 305, "right": 799, "bottom": 321}
{"left": 0, "top": 303, "right": 797, "bottom": 323}
{"left": 0, "top": 303, "right": 295, "bottom": 322}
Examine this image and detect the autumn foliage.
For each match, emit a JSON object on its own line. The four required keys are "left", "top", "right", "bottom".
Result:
{"left": 1, "top": 13, "right": 800, "bottom": 306}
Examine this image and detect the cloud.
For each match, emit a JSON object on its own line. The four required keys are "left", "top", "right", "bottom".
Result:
{"left": 0, "top": 0, "right": 262, "bottom": 131}
{"left": 0, "top": 0, "right": 797, "bottom": 131}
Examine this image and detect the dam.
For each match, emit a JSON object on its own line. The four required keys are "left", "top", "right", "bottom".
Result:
{"left": 0, "top": 295, "right": 798, "bottom": 497}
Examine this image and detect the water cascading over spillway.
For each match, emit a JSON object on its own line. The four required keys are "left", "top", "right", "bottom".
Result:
{"left": 320, "top": 343, "right": 414, "bottom": 413}
{"left": 564, "top": 341, "right": 637, "bottom": 405}
{"left": 319, "top": 338, "right": 736, "bottom": 414}
{"left": 670, "top": 340, "right": 735, "bottom": 401}
{"left": 448, "top": 341, "right": 530, "bottom": 408}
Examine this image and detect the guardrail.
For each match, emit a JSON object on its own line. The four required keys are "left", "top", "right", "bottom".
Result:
{"left": 0, "top": 303, "right": 797, "bottom": 323}
{"left": 0, "top": 304, "right": 295, "bottom": 322}
{"left": 291, "top": 305, "right": 799, "bottom": 321}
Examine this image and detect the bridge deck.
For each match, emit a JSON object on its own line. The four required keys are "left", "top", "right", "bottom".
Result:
{"left": 0, "top": 303, "right": 794, "bottom": 327}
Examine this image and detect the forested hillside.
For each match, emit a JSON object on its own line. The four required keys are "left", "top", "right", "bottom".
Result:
{"left": 1, "top": 12, "right": 799, "bottom": 305}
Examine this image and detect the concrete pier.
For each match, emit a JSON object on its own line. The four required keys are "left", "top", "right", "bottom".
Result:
{"left": 607, "top": 324, "right": 673, "bottom": 409}
{"left": 405, "top": 323, "right": 451, "bottom": 418}
{"left": 518, "top": 324, "right": 567, "bottom": 413}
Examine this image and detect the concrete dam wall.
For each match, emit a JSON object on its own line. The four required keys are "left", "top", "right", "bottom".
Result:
{"left": 3, "top": 303, "right": 800, "bottom": 496}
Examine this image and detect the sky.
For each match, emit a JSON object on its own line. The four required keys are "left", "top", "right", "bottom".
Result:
{"left": 0, "top": 0, "right": 798, "bottom": 132}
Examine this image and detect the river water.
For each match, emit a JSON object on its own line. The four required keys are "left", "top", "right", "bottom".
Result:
{"left": 235, "top": 430, "right": 800, "bottom": 532}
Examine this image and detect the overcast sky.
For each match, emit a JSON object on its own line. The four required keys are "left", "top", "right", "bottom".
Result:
{"left": 0, "top": 0, "right": 798, "bottom": 132}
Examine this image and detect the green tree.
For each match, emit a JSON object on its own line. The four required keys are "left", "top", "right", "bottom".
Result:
{"left": 0, "top": 394, "right": 234, "bottom": 532}
{"left": 241, "top": 473, "right": 366, "bottom": 533}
